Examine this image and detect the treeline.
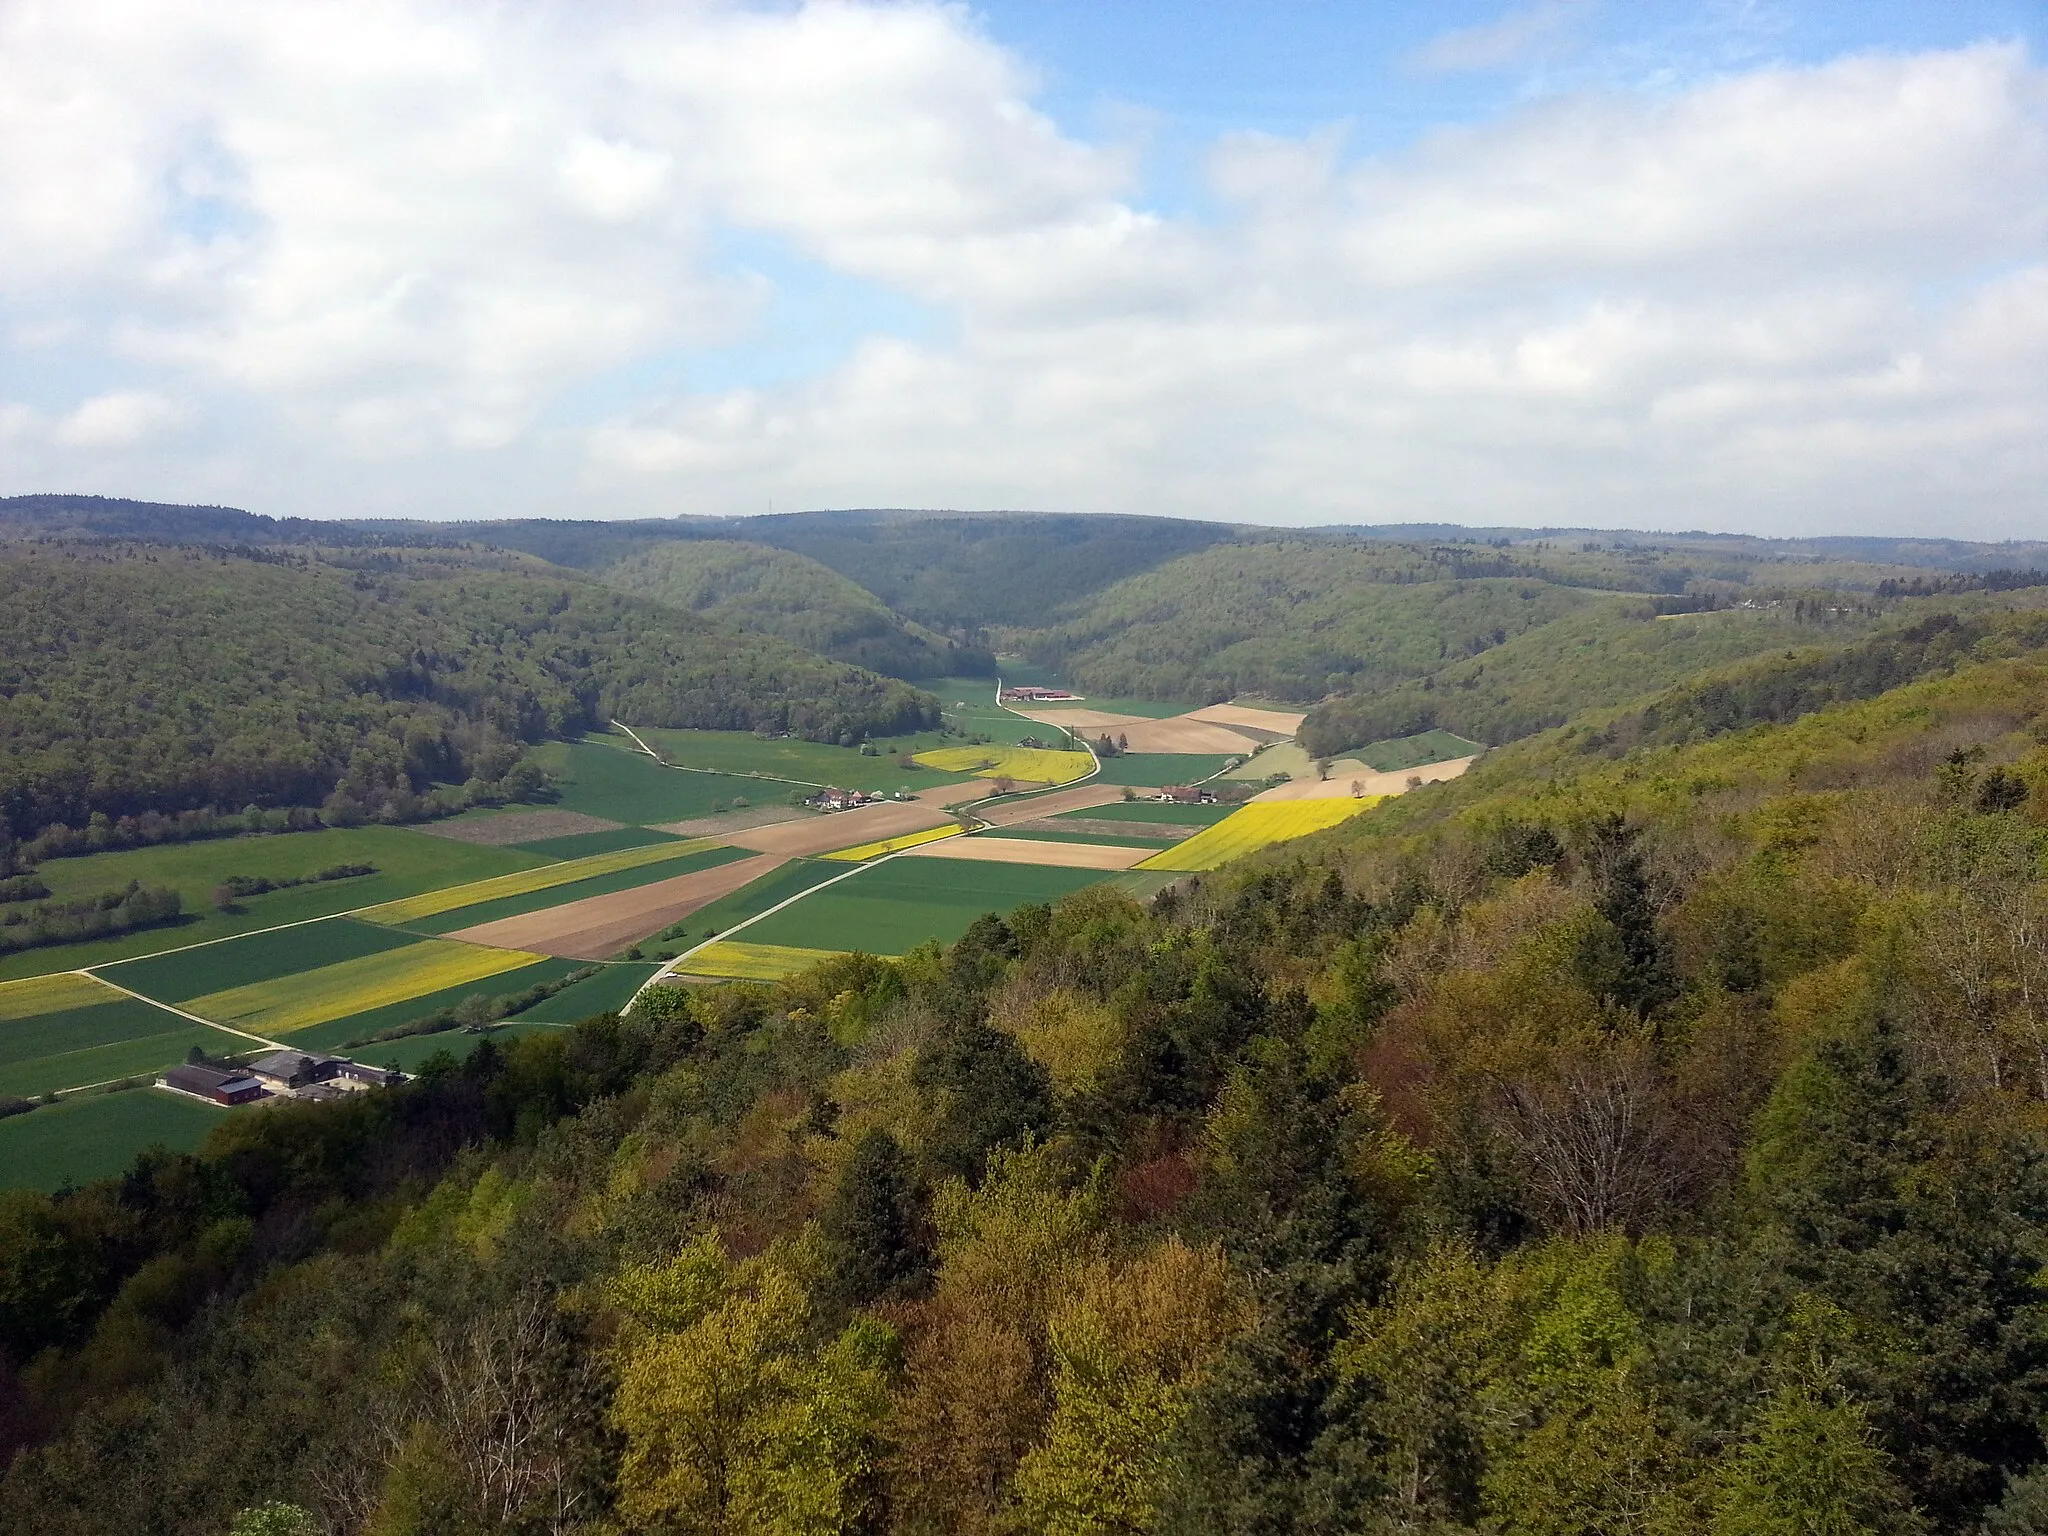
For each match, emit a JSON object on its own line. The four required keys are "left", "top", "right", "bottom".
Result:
{"left": 0, "top": 880, "right": 180, "bottom": 953}
{"left": 15, "top": 632, "right": 2048, "bottom": 1532}
{"left": 211, "top": 863, "right": 374, "bottom": 910}
{"left": 0, "top": 544, "right": 937, "bottom": 842}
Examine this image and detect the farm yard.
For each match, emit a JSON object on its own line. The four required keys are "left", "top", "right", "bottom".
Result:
{"left": 0, "top": 674, "right": 1475, "bottom": 1187}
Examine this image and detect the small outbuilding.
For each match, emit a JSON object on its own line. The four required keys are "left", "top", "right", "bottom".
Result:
{"left": 163, "top": 1064, "right": 264, "bottom": 1105}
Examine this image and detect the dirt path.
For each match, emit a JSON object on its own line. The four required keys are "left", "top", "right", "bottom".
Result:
{"left": 899, "top": 836, "right": 1149, "bottom": 870}
{"left": 446, "top": 853, "right": 787, "bottom": 959}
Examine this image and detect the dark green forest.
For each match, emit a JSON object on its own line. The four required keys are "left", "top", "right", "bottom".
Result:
{"left": 13, "top": 568, "right": 2048, "bottom": 1533}
{"left": 0, "top": 543, "right": 935, "bottom": 843}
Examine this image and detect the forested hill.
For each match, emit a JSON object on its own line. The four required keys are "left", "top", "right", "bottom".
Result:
{"left": 0, "top": 542, "right": 936, "bottom": 841}
{"left": 595, "top": 538, "right": 992, "bottom": 680}
{"left": 14, "top": 588, "right": 2048, "bottom": 1533}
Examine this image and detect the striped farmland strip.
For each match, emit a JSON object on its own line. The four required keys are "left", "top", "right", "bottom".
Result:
{"left": 182, "top": 940, "right": 547, "bottom": 1036}
{"left": 357, "top": 838, "right": 721, "bottom": 925}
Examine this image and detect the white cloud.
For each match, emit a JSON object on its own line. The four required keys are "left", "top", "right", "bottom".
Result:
{"left": 0, "top": 2, "right": 2042, "bottom": 535}
{"left": 1410, "top": 2, "right": 1593, "bottom": 76}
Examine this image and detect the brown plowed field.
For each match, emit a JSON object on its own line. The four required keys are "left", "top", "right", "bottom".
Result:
{"left": 1107, "top": 717, "right": 1261, "bottom": 754}
{"left": 1251, "top": 755, "right": 1478, "bottom": 802}
{"left": 724, "top": 800, "right": 954, "bottom": 857}
{"left": 1185, "top": 703, "right": 1309, "bottom": 734}
{"left": 973, "top": 783, "right": 1125, "bottom": 824}
{"left": 446, "top": 853, "right": 786, "bottom": 959}
{"left": 900, "top": 837, "right": 1148, "bottom": 870}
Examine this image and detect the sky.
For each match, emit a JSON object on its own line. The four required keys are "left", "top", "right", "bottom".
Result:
{"left": 0, "top": 0, "right": 2044, "bottom": 536}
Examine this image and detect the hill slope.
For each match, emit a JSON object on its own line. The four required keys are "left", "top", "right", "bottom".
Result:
{"left": 597, "top": 539, "right": 989, "bottom": 679}
{"left": 0, "top": 543, "right": 936, "bottom": 839}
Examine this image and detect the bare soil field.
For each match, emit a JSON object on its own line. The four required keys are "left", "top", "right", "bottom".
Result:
{"left": 724, "top": 800, "right": 955, "bottom": 857}
{"left": 1185, "top": 703, "right": 1309, "bottom": 734}
{"left": 972, "top": 783, "right": 1125, "bottom": 825}
{"left": 419, "top": 810, "right": 622, "bottom": 846}
{"left": 1108, "top": 718, "right": 1262, "bottom": 754}
{"left": 1251, "top": 755, "right": 1478, "bottom": 802}
{"left": 900, "top": 837, "right": 1149, "bottom": 871}
{"left": 446, "top": 853, "right": 787, "bottom": 959}
{"left": 654, "top": 804, "right": 812, "bottom": 837}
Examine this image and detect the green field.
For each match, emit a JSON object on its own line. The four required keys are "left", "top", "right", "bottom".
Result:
{"left": 512, "top": 825, "right": 681, "bottom": 859}
{"left": 530, "top": 738, "right": 781, "bottom": 824}
{"left": 658, "top": 859, "right": 853, "bottom": 949}
{"left": 0, "top": 828, "right": 544, "bottom": 983}
{"left": 399, "top": 844, "right": 755, "bottom": 936}
{"left": 740, "top": 858, "right": 1109, "bottom": 954}
{"left": 1, "top": 996, "right": 259, "bottom": 1098}
{"left": 1002, "top": 694, "right": 1188, "bottom": 719}
{"left": 638, "top": 726, "right": 973, "bottom": 793}
{"left": 0, "top": 1089, "right": 227, "bottom": 1192}
{"left": 1054, "top": 800, "right": 1239, "bottom": 826}
{"left": 98, "top": 917, "right": 419, "bottom": 1004}
{"left": 929, "top": 678, "right": 1061, "bottom": 746}
{"left": 1093, "top": 753, "right": 1236, "bottom": 787}
{"left": 1223, "top": 742, "right": 1319, "bottom": 781}
{"left": 289, "top": 956, "right": 589, "bottom": 1050}
{"left": 1353, "top": 729, "right": 1486, "bottom": 771}
{"left": 514, "top": 962, "right": 661, "bottom": 1023}
{"left": 182, "top": 939, "right": 546, "bottom": 1038}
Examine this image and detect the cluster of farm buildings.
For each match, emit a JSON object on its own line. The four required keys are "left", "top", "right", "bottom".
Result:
{"left": 160, "top": 1050, "right": 403, "bottom": 1107}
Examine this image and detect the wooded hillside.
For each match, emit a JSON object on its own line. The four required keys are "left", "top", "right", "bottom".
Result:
{"left": 12, "top": 605, "right": 2048, "bottom": 1533}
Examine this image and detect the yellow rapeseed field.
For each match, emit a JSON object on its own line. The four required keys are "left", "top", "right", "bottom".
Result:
{"left": 1137, "top": 796, "right": 1383, "bottom": 872}
{"left": 821, "top": 825, "right": 963, "bottom": 862}
{"left": 681, "top": 941, "right": 853, "bottom": 981}
{"left": 183, "top": 940, "right": 546, "bottom": 1035}
{"left": 358, "top": 837, "right": 717, "bottom": 925}
{"left": 0, "top": 971, "right": 121, "bottom": 1021}
{"left": 912, "top": 746, "right": 1094, "bottom": 785}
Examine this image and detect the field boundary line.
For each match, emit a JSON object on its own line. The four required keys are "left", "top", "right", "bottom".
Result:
{"left": 81, "top": 974, "right": 291, "bottom": 1054}
{"left": 610, "top": 719, "right": 831, "bottom": 791}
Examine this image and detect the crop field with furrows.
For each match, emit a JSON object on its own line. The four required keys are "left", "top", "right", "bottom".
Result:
{"left": 1135, "top": 797, "right": 1384, "bottom": 871}
{"left": 400, "top": 846, "right": 757, "bottom": 937}
{"left": 285, "top": 956, "right": 591, "bottom": 1051}
{"left": 679, "top": 941, "right": 859, "bottom": 981}
{"left": 738, "top": 857, "right": 1109, "bottom": 955}
{"left": 1089, "top": 753, "right": 1237, "bottom": 787}
{"left": 653, "top": 860, "right": 848, "bottom": 953}
{"left": 98, "top": 916, "right": 420, "bottom": 1004}
{"left": 180, "top": 940, "right": 547, "bottom": 1037}
{"left": 912, "top": 745, "right": 1095, "bottom": 784}
{"left": 1053, "top": 799, "right": 1241, "bottom": 826}
{"left": 513, "top": 962, "right": 662, "bottom": 1024}
{"left": 0, "top": 1088, "right": 226, "bottom": 1192}
{"left": 0, "top": 827, "right": 541, "bottom": 983}
{"left": 821, "top": 825, "right": 964, "bottom": 861}
{"left": 0, "top": 973, "right": 257, "bottom": 1098}
{"left": 981, "top": 826, "right": 1177, "bottom": 848}
{"left": 356, "top": 838, "right": 720, "bottom": 926}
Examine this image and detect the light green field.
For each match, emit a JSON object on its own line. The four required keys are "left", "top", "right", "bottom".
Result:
{"left": 357, "top": 837, "right": 720, "bottom": 925}
{"left": 0, "top": 829, "right": 544, "bottom": 982}
{"left": 1054, "top": 800, "right": 1239, "bottom": 826}
{"left": 682, "top": 941, "right": 853, "bottom": 981}
{"left": 0, "top": 1089, "right": 227, "bottom": 1192}
{"left": 512, "top": 826, "right": 681, "bottom": 859}
{"left": 396, "top": 845, "right": 754, "bottom": 936}
{"left": 514, "top": 962, "right": 662, "bottom": 1023}
{"left": 182, "top": 939, "right": 546, "bottom": 1037}
{"left": 289, "top": 957, "right": 589, "bottom": 1050}
{"left": 1223, "top": 741, "right": 1320, "bottom": 781}
{"left": 637, "top": 726, "right": 973, "bottom": 793}
{"left": 99, "top": 917, "right": 421, "bottom": 1003}
{"left": 980, "top": 827, "right": 1177, "bottom": 849}
{"left": 1008, "top": 694, "right": 1189, "bottom": 719}
{"left": 655, "top": 860, "right": 850, "bottom": 952}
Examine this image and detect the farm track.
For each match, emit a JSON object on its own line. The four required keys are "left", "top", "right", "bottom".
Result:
{"left": 445, "top": 853, "right": 789, "bottom": 960}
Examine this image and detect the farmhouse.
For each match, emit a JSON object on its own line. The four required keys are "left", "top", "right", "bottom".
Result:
{"left": 812, "top": 787, "right": 878, "bottom": 812}
{"left": 1001, "top": 686, "right": 1077, "bottom": 702}
{"left": 161, "top": 1063, "right": 264, "bottom": 1105}
{"left": 249, "top": 1049, "right": 404, "bottom": 1094}
{"left": 1160, "top": 784, "right": 1216, "bottom": 805}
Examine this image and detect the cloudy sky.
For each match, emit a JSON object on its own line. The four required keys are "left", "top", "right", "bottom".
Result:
{"left": 0, "top": 0, "right": 2043, "bottom": 535}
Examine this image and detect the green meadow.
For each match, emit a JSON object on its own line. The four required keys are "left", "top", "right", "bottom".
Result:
{"left": 1093, "top": 753, "right": 1236, "bottom": 787}
{"left": 0, "top": 1089, "right": 227, "bottom": 1192}
{"left": 98, "top": 916, "right": 419, "bottom": 1004}
{"left": 531, "top": 738, "right": 777, "bottom": 824}
{"left": 638, "top": 726, "right": 971, "bottom": 793}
